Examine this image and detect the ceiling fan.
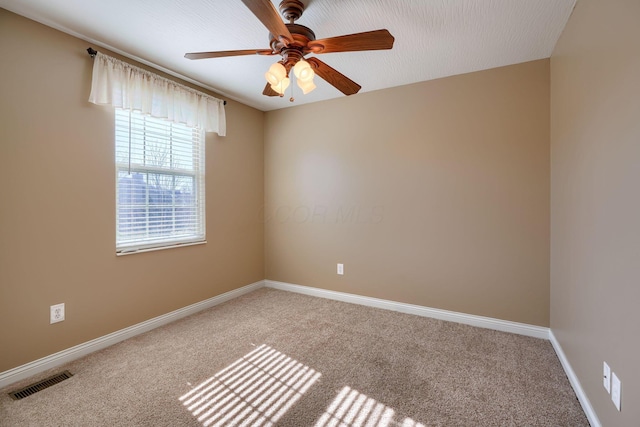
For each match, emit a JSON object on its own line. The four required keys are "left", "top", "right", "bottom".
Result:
{"left": 185, "top": 0, "right": 395, "bottom": 99}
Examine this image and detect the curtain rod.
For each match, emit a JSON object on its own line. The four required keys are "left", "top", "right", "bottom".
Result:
{"left": 86, "top": 48, "right": 227, "bottom": 106}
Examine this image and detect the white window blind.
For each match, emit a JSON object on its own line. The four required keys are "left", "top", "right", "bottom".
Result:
{"left": 115, "top": 109, "right": 205, "bottom": 253}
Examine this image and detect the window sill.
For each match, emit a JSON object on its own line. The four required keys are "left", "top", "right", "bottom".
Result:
{"left": 116, "top": 240, "right": 206, "bottom": 256}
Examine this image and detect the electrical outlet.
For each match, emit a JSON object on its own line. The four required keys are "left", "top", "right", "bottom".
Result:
{"left": 603, "top": 362, "right": 611, "bottom": 393}
{"left": 611, "top": 372, "right": 621, "bottom": 411}
{"left": 337, "top": 263, "right": 344, "bottom": 275}
{"left": 50, "top": 303, "right": 65, "bottom": 324}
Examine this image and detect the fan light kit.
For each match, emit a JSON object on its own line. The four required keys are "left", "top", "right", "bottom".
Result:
{"left": 185, "top": 0, "right": 395, "bottom": 101}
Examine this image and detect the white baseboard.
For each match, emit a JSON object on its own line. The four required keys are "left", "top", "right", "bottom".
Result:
{"left": 264, "top": 280, "right": 550, "bottom": 339}
{"left": 549, "top": 330, "right": 601, "bottom": 427}
{"left": 0, "top": 280, "right": 265, "bottom": 390}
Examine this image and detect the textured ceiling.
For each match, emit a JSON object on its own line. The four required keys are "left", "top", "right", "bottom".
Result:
{"left": 0, "top": 0, "right": 576, "bottom": 111}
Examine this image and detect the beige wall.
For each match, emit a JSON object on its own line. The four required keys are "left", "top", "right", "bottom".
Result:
{"left": 3, "top": 1, "right": 636, "bottom": 422}
{"left": 265, "top": 59, "right": 551, "bottom": 326}
{"left": 550, "top": 0, "right": 640, "bottom": 425}
{"left": 0, "top": 9, "right": 265, "bottom": 372}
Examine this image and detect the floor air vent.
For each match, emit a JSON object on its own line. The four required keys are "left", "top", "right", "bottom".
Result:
{"left": 8, "top": 371, "right": 73, "bottom": 400}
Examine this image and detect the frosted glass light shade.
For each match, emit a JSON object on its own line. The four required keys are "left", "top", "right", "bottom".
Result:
{"left": 297, "top": 79, "right": 316, "bottom": 94}
{"left": 293, "top": 60, "right": 314, "bottom": 81}
{"left": 265, "top": 62, "right": 286, "bottom": 86}
{"left": 271, "top": 77, "right": 290, "bottom": 95}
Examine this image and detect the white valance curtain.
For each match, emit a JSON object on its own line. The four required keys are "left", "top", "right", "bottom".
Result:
{"left": 88, "top": 52, "right": 226, "bottom": 136}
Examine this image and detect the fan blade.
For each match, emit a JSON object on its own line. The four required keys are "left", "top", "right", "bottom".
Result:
{"left": 241, "top": 0, "right": 293, "bottom": 45}
{"left": 262, "top": 82, "right": 280, "bottom": 97}
{"left": 306, "top": 57, "right": 361, "bottom": 96}
{"left": 307, "top": 29, "right": 395, "bottom": 54}
{"left": 185, "top": 49, "right": 274, "bottom": 60}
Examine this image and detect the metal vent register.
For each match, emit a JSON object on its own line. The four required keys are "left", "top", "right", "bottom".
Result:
{"left": 8, "top": 371, "right": 73, "bottom": 400}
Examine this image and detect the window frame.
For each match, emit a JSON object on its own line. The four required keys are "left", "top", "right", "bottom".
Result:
{"left": 114, "top": 109, "right": 206, "bottom": 254}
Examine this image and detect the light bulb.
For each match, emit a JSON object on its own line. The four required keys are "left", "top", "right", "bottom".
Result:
{"left": 293, "top": 60, "right": 314, "bottom": 81}
{"left": 297, "top": 79, "right": 316, "bottom": 94}
{"left": 265, "top": 62, "right": 286, "bottom": 86}
{"left": 271, "top": 77, "right": 290, "bottom": 95}
{"left": 300, "top": 68, "right": 314, "bottom": 82}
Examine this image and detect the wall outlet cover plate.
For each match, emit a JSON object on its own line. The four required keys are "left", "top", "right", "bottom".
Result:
{"left": 603, "top": 361, "right": 611, "bottom": 393}
{"left": 611, "top": 372, "right": 621, "bottom": 411}
{"left": 50, "top": 303, "right": 65, "bottom": 324}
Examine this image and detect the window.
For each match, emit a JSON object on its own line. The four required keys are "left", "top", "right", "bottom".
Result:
{"left": 115, "top": 109, "right": 205, "bottom": 253}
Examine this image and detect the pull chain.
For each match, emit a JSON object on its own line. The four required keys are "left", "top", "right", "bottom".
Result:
{"left": 289, "top": 74, "right": 295, "bottom": 103}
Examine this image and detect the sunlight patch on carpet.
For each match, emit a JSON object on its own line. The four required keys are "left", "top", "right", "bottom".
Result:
{"left": 314, "top": 386, "right": 426, "bottom": 427}
{"left": 179, "top": 344, "right": 321, "bottom": 426}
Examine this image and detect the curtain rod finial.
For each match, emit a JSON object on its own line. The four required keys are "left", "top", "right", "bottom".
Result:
{"left": 87, "top": 47, "right": 97, "bottom": 57}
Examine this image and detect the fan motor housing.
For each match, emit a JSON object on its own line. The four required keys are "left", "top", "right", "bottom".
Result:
{"left": 269, "top": 23, "right": 316, "bottom": 57}
{"left": 279, "top": 0, "right": 305, "bottom": 22}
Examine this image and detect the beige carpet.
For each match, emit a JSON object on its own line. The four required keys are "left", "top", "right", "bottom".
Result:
{"left": 0, "top": 288, "right": 588, "bottom": 426}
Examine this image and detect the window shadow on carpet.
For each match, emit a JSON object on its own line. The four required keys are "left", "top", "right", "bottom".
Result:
{"left": 179, "top": 343, "right": 426, "bottom": 427}
{"left": 179, "top": 344, "right": 321, "bottom": 426}
{"left": 314, "top": 386, "right": 426, "bottom": 427}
